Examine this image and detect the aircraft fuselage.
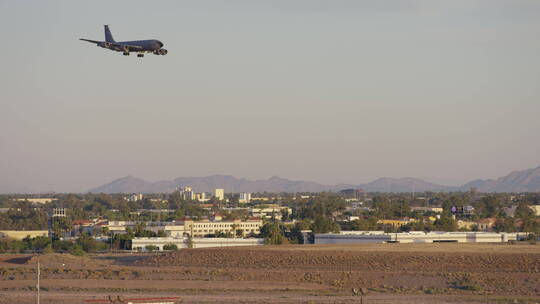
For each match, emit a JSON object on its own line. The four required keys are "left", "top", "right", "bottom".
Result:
{"left": 99, "top": 39, "right": 164, "bottom": 52}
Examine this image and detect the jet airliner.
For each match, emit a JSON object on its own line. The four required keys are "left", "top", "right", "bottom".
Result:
{"left": 80, "top": 25, "right": 167, "bottom": 57}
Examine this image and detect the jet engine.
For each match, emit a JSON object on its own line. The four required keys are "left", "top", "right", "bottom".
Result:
{"left": 103, "top": 42, "right": 111, "bottom": 48}
{"left": 154, "top": 49, "right": 168, "bottom": 55}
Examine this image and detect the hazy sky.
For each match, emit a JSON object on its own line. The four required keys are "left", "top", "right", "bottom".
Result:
{"left": 1, "top": 0, "right": 539, "bottom": 193}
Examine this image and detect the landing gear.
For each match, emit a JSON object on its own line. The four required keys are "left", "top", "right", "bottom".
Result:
{"left": 123, "top": 52, "right": 129, "bottom": 56}
{"left": 137, "top": 53, "right": 144, "bottom": 58}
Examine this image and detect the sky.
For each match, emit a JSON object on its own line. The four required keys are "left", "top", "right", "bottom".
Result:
{"left": 0, "top": 0, "right": 539, "bottom": 193}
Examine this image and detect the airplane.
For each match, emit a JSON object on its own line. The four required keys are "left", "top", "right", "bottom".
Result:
{"left": 80, "top": 25, "right": 167, "bottom": 58}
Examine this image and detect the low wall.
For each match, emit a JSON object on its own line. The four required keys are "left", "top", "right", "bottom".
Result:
{"left": 132, "top": 237, "right": 264, "bottom": 252}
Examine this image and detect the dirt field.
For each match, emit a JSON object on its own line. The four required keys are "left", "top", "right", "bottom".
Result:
{"left": 1, "top": 243, "right": 539, "bottom": 303}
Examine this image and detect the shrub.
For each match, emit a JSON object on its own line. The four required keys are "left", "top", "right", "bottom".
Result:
{"left": 163, "top": 243, "right": 178, "bottom": 251}
{"left": 69, "top": 244, "right": 85, "bottom": 256}
{"left": 76, "top": 235, "right": 108, "bottom": 253}
{"left": 42, "top": 244, "right": 54, "bottom": 254}
{"left": 145, "top": 245, "right": 159, "bottom": 252}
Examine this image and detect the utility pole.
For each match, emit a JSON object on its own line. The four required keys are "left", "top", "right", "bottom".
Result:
{"left": 36, "top": 257, "right": 40, "bottom": 304}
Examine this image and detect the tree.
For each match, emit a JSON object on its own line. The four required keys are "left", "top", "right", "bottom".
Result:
{"left": 297, "top": 194, "right": 346, "bottom": 220}
{"left": 493, "top": 217, "right": 516, "bottom": 233}
{"left": 515, "top": 202, "right": 534, "bottom": 219}
{"left": 476, "top": 196, "right": 503, "bottom": 218}
{"left": 310, "top": 216, "right": 340, "bottom": 234}
{"left": 434, "top": 215, "right": 457, "bottom": 231}
{"left": 288, "top": 223, "right": 305, "bottom": 244}
{"left": 52, "top": 217, "right": 72, "bottom": 239}
{"left": 351, "top": 217, "right": 378, "bottom": 231}
{"left": 260, "top": 222, "right": 287, "bottom": 245}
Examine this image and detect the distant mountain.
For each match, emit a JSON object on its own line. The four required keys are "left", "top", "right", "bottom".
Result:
{"left": 88, "top": 175, "right": 334, "bottom": 194}
{"left": 88, "top": 165, "right": 540, "bottom": 194}
{"left": 361, "top": 177, "right": 449, "bottom": 192}
{"left": 460, "top": 166, "right": 540, "bottom": 193}
{"left": 88, "top": 175, "right": 153, "bottom": 193}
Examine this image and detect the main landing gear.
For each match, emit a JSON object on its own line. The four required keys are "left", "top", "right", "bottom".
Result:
{"left": 123, "top": 52, "right": 129, "bottom": 56}
{"left": 137, "top": 53, "right": 144, "bottom": 58}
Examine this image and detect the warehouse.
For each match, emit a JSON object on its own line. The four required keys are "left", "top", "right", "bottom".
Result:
{"left": 314, "top": 231, "right": 528, "bottom": 244}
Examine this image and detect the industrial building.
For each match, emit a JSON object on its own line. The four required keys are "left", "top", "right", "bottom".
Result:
{"left": 315, "top": 231, "right": 528, "bottom": 244}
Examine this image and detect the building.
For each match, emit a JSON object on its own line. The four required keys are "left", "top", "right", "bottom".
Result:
{"left": 249, "top": 205, "right": 292, "bottom": 220}
{"left": 457, "top": 220, "right": 477, "bottom": 230}
{"left": 251, "top": 197, "right": 271, "bottom": 202}
{"left": 125, "top": 193, "right": 143, "bottom": 202}
{"left": 503, "top": 205, "right": 518, "bottom": 217}
{"left": 476, "top": 218, "right": 497, "bottom": 231}
{"left": 314, "top": 231, "right": 527, "bottom": 244}
{"left": 182, "top": 218, "right": 262, "bottom": 237}
{"left": 530, "top": 205, "right": 540, "bottom": 216}
{"left": 410, "top": 206, "right": 444, "bottom": 213}
{"left": 377, "top": 218, "right": 416, "bottom": 229}
{"left": 107, "top": 218, "right": 263, "bottom": 238}
{"left": 131, "top": 237, "right": 264, "bottom": 252}
{"left": 350, "top": 201, "right": 364, "bottom": 209}
{"left": 239, "top": 192, "right": 251, "bottom": 203}
{"left": 15, "top": 198, "right": 57, "bottom": 204}
{"left": 52, "top": 208, "right": 66, "bottom": 217}
{"left": 0, "top": 230, "right": 49, "bottom": 240}
{"left": 179, "top": 186, "right": 195, "bottom": 200}
{"left": 0, "top": 208, "right": 21, "bottom": 213}
{"left": 214, "top": 188, "right": 225, "bottom": 201}
{"left": 195, "top": 192, "right": 210, "bottom": 202}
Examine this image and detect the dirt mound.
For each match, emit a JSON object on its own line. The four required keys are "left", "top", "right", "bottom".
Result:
{"left": 24, "top": 254, "right": 101, "bottom": 268}
{"left": 0, "top": 256, "right": 33, "bottom": 265}
{"left": 138, "top": 247, "right": 540, "bottom": 273}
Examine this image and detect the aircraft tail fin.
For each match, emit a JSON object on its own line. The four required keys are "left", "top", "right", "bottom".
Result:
{"left": 104, "top": 25, "right": 115, "bottom": 42}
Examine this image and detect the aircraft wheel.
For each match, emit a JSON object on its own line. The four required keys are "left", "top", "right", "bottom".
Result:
{"left": 137, "top": 54, "right": 144, "bottom": 58}
{"left": 123, "top": 52, "right": 129, "bottom": 56}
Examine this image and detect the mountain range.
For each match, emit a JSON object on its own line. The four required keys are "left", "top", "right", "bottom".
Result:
{"left": 88, "top": 165, "right": 540, "bottom": 194}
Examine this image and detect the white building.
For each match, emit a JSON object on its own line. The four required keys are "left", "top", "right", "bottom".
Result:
{"left": 314, "top": 231, "right": 528, "bottom": 244}
{"left": 15, "top": 198, "right": 57, "bottom": 204}
{"left": 214, "top": 188, "right": 225, "bottom": 201}
{"left": 179, "top": 186, "right": 195, "bottom": 200}
{"left": 410, "top": 206, "right": 444, "bottom": 213}
{"left": 131, "top": 237, "right": 264, "bottom": 252}
{"left": 107, "top": 218, "right": 263, "bottom": 238}
{"left": 52, "top": 208, "right": 67, "bottom": 217}
{"left": 239, "top": 192, "right": 251, "bottom": 203}
{"left": 250, "top": 205, "right": 292, "bottom": 220}
{"left": 195, "top": 192, "right": 210, "bottom": 202}
{"left": 530, "top": 205, "right": 540, "bottom": 216}
{"left": 126, "top": 193, "right": 143, "bottom": 202}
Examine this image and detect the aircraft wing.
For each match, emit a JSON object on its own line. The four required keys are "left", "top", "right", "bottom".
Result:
{"left": 79, "top": 39, "right": 144, "bottom": 50}
{"left": 80, "top": 38, "right": 102, "bottom": 44}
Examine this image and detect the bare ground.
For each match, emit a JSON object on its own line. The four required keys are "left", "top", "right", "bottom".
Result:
{"left": 1, "top": 243, "right": 539, "bottom": 303}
